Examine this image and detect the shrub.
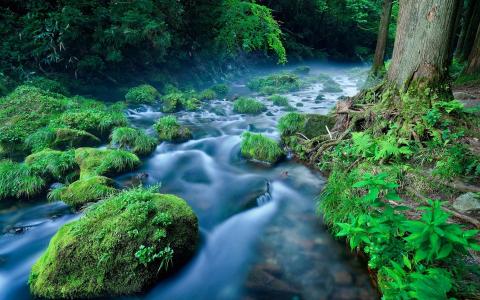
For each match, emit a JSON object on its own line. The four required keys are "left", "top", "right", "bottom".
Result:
{"left": 211, "top": 84, "right": 229, "bottom": 97}
{"left": 180, "top": 97, "right": 201, "bottom": 111}
{"left": 240, "top": 132, "right": 284, "bottom": 163}
{"left": 49, "top": 176, "right": 116, "bottom": 208}
{"left": 233, "top": 97, "right": 267, "bottom": 114}
{"left": 197, "top": 89, "right": 217, "bottom": 100}
{"left": 0, "top": 160, "right": 46, "bottom": 200}
{"left": 25, "top": 149, "right": 77, "bottom": 182}
{"left": 154, "top": 116, "right": 192, "bottom": 142}
{"left": 75, "top": 148, "right": 141, "bottom": 179}
{"left": 125, "top": 84, "right": 160, "bottom": 104}
{"left": 268, "top": 95, "right": 289, "bottom": 107}
{"left": 161, "top": 93, "right": 183, "bottom": 113}
{"left": 110, "top": 127, "right": 158, "bottom": 156}
{"left": 278, "top": 112, "right": 306, "bottom": 136}
{"left": 25, "top": 77, "right": 69, "bottom": 95}
{"left": 29, "top": 187, "right": 198, "bottom": 298}
{"left": 247, "top": 73, "right": 303, "bottom": 95}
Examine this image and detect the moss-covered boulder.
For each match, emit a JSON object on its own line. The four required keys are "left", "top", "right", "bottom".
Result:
{"left": 75, "top": 148, "right": 141, "bottom": 179}
{"left": 211, "top": 84, "right": 229, "bottom": 97}
{"left": 49, "top": 176, "right": 116, "bottom": 208}
{"left": 161, "top": 93, "right": 183, "bottom": 113}
{"left": 125, "top": 84, "right": 160, "bottom": 105}
{"left": 321, "top": 78, "right": 343, "bottom": 93}
{"left": 25, "top": 127, "right": 100, "bottom": 152}
{"left": 0, "top": 160, "right": 46, "bottom": 200}
{"left": 233, "top": 97, "right": 267, "bottom": 114}
{"left": 241, "top": 132, "right": 284, "bottom": 164}
{"left": 247, "top": 73, "right": 303, "bottom": 95}
{"left": 197, "top": 89, "right": 217, "bottom": 100}
{"left": 268, "top": 95, "right": 290, "bottom": 107}
{"left": 25, "top": 149, "right": 78, "bottom": 182}
{"left": 29, "top": 187, "right": 199, "bottom": 298}
{"left": 154, "top": 116, "right": 192, "bottom": 143}
{"left": 278, "top": 113, "right": 334, "bottom": 139}
{"left": 110, "top": 127, "right": 158, "bottom": 156}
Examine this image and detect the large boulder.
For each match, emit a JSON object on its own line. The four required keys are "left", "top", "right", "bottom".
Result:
{"left": 453, "top": 192, "right": 480, "bottom": 213}
{"left": 29, "top": 188, "right": 199, "bottom": 299}
{"left": 75, "top": 148, "right": 141, "bottom": 179}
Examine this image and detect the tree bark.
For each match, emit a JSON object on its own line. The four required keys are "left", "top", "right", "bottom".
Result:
{"left": 371, "top": 0, "right": 394, "bottom": 75}
{"left": 455, "top": 0, "right": 475, "bottom": 60}
{"left": 387, "top": 0, "right": 460, "bottom": 90}
{"left": 464, "top": 23, "right": 480, "bottom": 75}
{"left": 459, "top": 0, "right": 480, "bottom": 61}
{"left": 449, "top": 0, "right": 464, "bottom": 60}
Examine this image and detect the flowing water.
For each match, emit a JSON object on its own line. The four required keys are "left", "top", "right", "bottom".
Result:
{"left": 0, "top": 63, "right": 378, "bottom": 300}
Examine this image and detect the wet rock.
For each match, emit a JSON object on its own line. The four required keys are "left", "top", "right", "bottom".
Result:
{"left": 122, "top": 172, "right": 149, "bottom": 188}
{"left": 453, "top": 192, "right": 480, "bottom": 213}
{"left": 333, "top": 270, "right": 353, "bottom": 285}
{"left": 296, "top": 103, "right": 304, "bottom": 107}
{"left": 266, "top": 111, "right": 274, "bottom": 116}
{"left": 245, "top": 265, "right": 300, "bottom": 299}
{"left": 453, "top": 91, "right": 476, "bottom": 100}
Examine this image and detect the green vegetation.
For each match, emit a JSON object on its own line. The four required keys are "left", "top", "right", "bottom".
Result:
{"left": 25, "top": 149, "right": 77, "bottom": 182}
{"left": 233, "top": 97, "right": 267, "bottom": 114}
{"left": 247, "top": 73, "right": 303, "bottom": 95}
{"left": 49, "top": 176, "right": 117, "bottom": 208}
{"left": 0, "top": 160, "right": 46, "bottom": 200}
{"left": 110, "top": 127, "right": 158, "bottom": 156}
{"left": 240, "top": 132, "right": 284, "bottom": 164}
{"left": 197, "top": 89, "right": 217, "bottom": 101}
{"left": 29, "top": 187, "right": 198, "bottom": 298}
{"left": 125, "top": 85, "right": 161, "bottom": 105}
{"left": 75, "top": 148, "right": 141, "bottom": 179}
{"left": 321, "top": 78, "right": 343, "bottom": 93}
{"left": 25, "top": 77, "right": 69, "bottom": 95}
{"left": 154, "top": 116, "right": 192, "bottom": 143}
{"left": 211, "top": 84, "right": 230, "bottom": 97}
{"left": 268, "top": 95, "right": 289, "bottom": 107}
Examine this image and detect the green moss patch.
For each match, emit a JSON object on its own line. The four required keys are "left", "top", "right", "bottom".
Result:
{"left": 25, "top": 149, "right": 77, "bottom": 182}
{"left": 268, "top": 95, "right": 289, "bottom": 107}
{"left": 110, "top": 127, "right": 158, "bottom": 156}
{"left": 241, "top": 132, "right": 284, "bottom": 164}
{"left": 49, "top": 176, "right": 116, "bottom": 208}
{"left": 211, "top": 84, "right": 229, "bottom": 97}
{"left": 321, "top": 78, "right": 343, "bottom": 93}
{"left": 125, "top": 84, "right": 160, "bottom": 105}
{"left": 233, "top": 97, "right": 267, "bottom": 114}
{"left": 247, "top": 73, "right": 303, "bottom": 95}
{"left": 26, "top": 127, "right": 101, "bottom": 152}
{"left": 0, "top": 160, "right": 46, "bottom": 200}
{"left": 75, "top": 148, "right": 141, "bottom": 179}
{"left": 197, "top": 89, "right": 217, "bottom": 100}
{"left": 154, "top": 116, "right": 192, "bottom": 143}
{"left": 29, "top": 187, "right": 199, "bottom": 299}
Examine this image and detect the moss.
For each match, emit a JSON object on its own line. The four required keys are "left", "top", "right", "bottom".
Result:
{"left": 278, "top": 112, "right": 306, "bottom": 136}
{"left": 302, "top": 114, "right": 336, "bottom": 139}
{"left": 180, "top": 97, "right": 201, "bottom": 111}
{"left": 233, "top": 97, "right": 267, "bottom": 114}
{"left": 125, "top": 84, "right": 160, "bottom": 104}
{"left": 110, "top": 127, "right": 158, "bottom": 156}
{"left": 197, "top": 89, "right": 217, "bottom": 100}
{"left": 29, "top": 187, "right": 198, "bottom": 299}
{"left": 0, "top": 85, "right": 70, "bottom": 154}
{"left": 25, "top": 149, "right": 77, "bottom": 182}
{"left": 25, "top": 77, "right": 69, "bottom": 95}
{"left": 241, "top": 132, "right": 284, "bottom": 164}
{"left": 294, "top": 66, "right": 310, "bottom": 74}
{"left": 26, "top": 127, "right": 101, "bottom": 152}
{"left": 268, "top": 95, "right": 289, "bottom": 107}
{"left": 161, "top": 93, "right": 183, "bottom": 113}
{"left": 317, "top": 73, "right": 332, "bottom": 82}
{"left": 0, "top": 160, "right": 46, "bottom": 200}
{"left": 247, "top": 72, "right": 303, "bottom": 95}
{"left": 321, "top": 78, "right": 343, "bottom": 93}
{"left": 49, "top": 176, "right": 116, "bottom": 208}
{"left": 154, "top": 116, "right": 192, "bottom": 143}
{"left": 211, "top": 84, "right": 229, "bottom": 97}
{"left": 75, "top": 148, "right": 141, "bottom": 179}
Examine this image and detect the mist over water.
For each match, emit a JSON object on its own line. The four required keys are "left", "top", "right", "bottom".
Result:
{"left": 0, "top": 62, "right": 377, "bottom": 300}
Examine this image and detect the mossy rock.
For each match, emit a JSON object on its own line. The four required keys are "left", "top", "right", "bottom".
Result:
{"left": 233, "top": 97, "right": 267, "bottom": 115}
{"left": 268, "top": 95, "right": 289, "bottom": 107}
{"left": 75, "top": 148, "right": 141, "bottom": 179}
{"left": 211, "top": 84, "right": 229, "bottom": 97}
{"left": 278, "top": 112, "right": 306, "bottom": 136}
{"left": 161, "top": 93, "right": 183, "bottom": 113}
{"left": 110, "top": 127, "right": 158, "bottom": 156}
{"left": 180, "top": 97, "right": 201, "bottom": 111}
{"left": 49, "top": 176, "right": 116, "bottom": 208}
{"left": 25, "top": 77, "right": 69, "bottom": 95}
{"left": 54, "top": 128, "right": 101, "bottom": 149}
{"left": 197, "top": 89, "right": 217, "bottom": 100}
{"left": 125, "top": 84, "right": 160, "bottom": 104}
{"left": 247, "top": 73, "right": 303, "bottom": 95}
{"left": 29, "top": 187, "right": 199, "bottom": 298}
{"left": 321, "top": 78, "right": 343, "bottom": 93}
{"left": 241, "top": 132, "right": 284, "bottom": 164}
{"left": 0, "top": 160, "right": 46, "bottom": 200}
{"left": 25, "top": 149, "right": 78, "bottom": 182}
{"left": 154, "top": 116, "right": 192, "bottom": 143}
{"left": 302, "top": 114, "right": 335, "bottom": 139}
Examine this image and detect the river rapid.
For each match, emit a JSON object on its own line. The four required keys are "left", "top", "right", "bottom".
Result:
{"left": 0, "top": 62, "right": 378, "bottom": 300}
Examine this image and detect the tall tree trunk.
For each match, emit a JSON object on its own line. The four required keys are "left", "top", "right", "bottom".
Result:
{"left": 464, "top": 24, "right": 480, "bottom": 75}
{"left": 387, "top": 0, "right": 459, "bottom": 90}
{"left": 371, "top": 0, "right": 394, "bottom": 75}
{"left": 459, "top": 0, "right": 480, "bottom": 61}
{"left": 456, "top": 0, "right": 475, "bottom": 60}
{"left": 449, "top": 0, "right": 464, "bottom": 60}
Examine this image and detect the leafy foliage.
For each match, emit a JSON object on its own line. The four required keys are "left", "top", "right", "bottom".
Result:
{"left": 240, "top": 132, "right": 284, "bottom": 163}
{"left": 233, "top": 97, "right": 267, "bottom": 114}
{"left": 110, "top": 127, "right": 158, "bottom": 156}
{"left": 125, "top": 85, "right": 161, "bottom": 105}
{"left": 154, "top": 116, "right": 192, "bottom": 143}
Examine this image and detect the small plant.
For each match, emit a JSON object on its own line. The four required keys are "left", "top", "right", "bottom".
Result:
{"left": 233, "top": 97, "right": 267, "bottom": 114}
{"left": 0, "top": 160, "right": 46, "bottom": 200}
{"left": 211, "top": 84, "right": 229, "bottom": 97}
{"left": 197, "top": 89, "right": 217, "bottom": 100}
{"left": 240, "top": 132, "right": 284, "bottom": 163}
{"left": 268, "top": 95, "right": 289, "bottom": 107}
{"left": 278, "top": 112, "right": 305, "bottom": 136}
{"left": 135, "top": 245, "right": 174, "bottom": 272}
{"left": 125, "top": 84, "right": 160, "bottom": 104}
{"left": 154, "top": 116, "right": 192, "bottom": 142}
{"left": 247, "top": 72, "right": 303, "bottom": 95}
{"left": 110, "top": 127, "right": 157, "bottom": 156}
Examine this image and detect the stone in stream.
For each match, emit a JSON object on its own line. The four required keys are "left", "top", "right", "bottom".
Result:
{"left": 29, "top": 188, "right": 199, "bottom": 299}
{"left": 453, "top": 192, "right": 480, "bottom": 213}
{"left": 245, "top": 264, "right": 301, "bottom": 299}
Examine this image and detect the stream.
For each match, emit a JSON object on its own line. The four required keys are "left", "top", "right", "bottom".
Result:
{"left": 0, "top": 62, "right": 378, "bottom": 300}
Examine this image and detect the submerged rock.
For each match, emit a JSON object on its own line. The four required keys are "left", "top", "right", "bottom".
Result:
{"left": 29, "top": 187, "right": 199, "bottom": 299}
{"left": 453, "top": 192, "right": 480, "bottom": 213}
